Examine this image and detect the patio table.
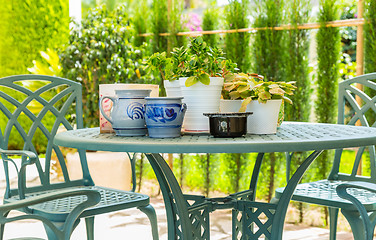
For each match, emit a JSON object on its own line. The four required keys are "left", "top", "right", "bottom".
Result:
{"left": 53, "top": 122, "right": 376, "bottom": 239}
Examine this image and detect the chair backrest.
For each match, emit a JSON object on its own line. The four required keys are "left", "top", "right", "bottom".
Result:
{"left": 0, "top": 75, "right": 93, "bottom": 199}
{"left": 328, "top": 73, "right": 376, "bottom": 182}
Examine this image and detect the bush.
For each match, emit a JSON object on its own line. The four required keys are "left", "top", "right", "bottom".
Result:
{"left": 0, "top": 0, "right": 69, "bottom": 77}
{"left": 60, "top": 5, "right": 154, "bottom": 128}
{"left": 202, "top": 7, "right": 219, "bottom": 48}
{"left": 225, "top": 0, "right": 250, "bottom": 72}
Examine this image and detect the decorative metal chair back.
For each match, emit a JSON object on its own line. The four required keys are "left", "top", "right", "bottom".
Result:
{"left": 328, "top": 73, "right": 376, "bottom": 182}
{"left": 0, "top": 75, "right": 93, "bottom": 199}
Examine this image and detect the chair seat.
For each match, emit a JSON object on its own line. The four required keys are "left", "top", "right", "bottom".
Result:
{"left": 5, "top": 186, "right": 150, "bottom": 222}
{"left": 275, "top": 180, "right": 376, "bottom": 210}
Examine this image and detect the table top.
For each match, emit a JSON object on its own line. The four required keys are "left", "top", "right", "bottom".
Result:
{"left": 54, "top": 122, "right": 376, "bottom": 154}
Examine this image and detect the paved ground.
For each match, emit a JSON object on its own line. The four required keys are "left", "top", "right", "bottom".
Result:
{"left": 2, "top": 195, "right": 354, "bottom": 240}
{"left": 0, "top": 161, "right": 354, "bottom": 239}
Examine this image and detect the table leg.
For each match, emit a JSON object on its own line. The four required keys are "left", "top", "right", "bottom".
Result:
{"left": 270, "top": 150, "right": 323, "bottom": 239}
{"left": 249, "top": 152, "right": 265, "bottom": 201}
{"left": 145, "top": 153, "right": 192, "bottom": 240}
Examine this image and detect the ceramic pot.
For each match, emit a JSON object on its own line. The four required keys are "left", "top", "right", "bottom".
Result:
{"left": 99, "top": 84, "right": 159, "bottom": 133}
{"left": 179, "top": 77, "right": 223, "bottom": 131}
{"left": 219, "top": 99, "right": 282, "bottom": 134}
{"left": 164, "top": 80, "right": 181, "bottom": 97}
{"left": 144, "top": 97, "right": 187, "bottom": 138}
{"left": 99, "top": 89, "right": 151, "bottom": 136}
{"left": 204, "top": 112, "right": 252, "bottom": 138}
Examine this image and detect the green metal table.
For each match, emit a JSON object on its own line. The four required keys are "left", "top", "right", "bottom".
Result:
{"left": 54, "top": 122, "right": 376, "bottom": 239}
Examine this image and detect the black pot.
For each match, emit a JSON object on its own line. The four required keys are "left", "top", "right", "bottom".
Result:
{"left": 203, "top": 112, "right": 253, "bottom": 138}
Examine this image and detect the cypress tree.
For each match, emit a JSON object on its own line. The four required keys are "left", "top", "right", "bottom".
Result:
{"left": 252, "top": 0, "right": 286, "bottom": 202}
{"left": 225, "top": 0, "right": 250, "bottom": 72}
{"left": 284, "top": 0, "right": 311, "bottom": 223}
{"left": 314, "top": 0, "right": 341, "bottom": 224}
{"left": 202, "top": 6, "right": 219, "bottom": 48}
{"left": 151, "top": 0, "right": 168, "bottom": 53}
{"left": 364, "top": 0, "right": 376, "bottom": 74}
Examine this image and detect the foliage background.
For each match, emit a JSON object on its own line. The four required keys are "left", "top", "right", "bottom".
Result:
{"left": 60, "top": 5, "right": 154, "bottom": 128}
{"left": 0, "top": 0, "right": 69, "bottom": 78}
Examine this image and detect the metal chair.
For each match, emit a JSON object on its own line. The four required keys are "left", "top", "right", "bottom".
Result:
{"left": 0, "top": 75, "right": 159, "bottom": 240}
{"left": 336, "top": 182, "right": 376, "bottom": 240}
{"left": 275, "top": 73, "right": 376, "bottom": 240}
{"left": 0, "top": 188, "right": 100, "bottom": 240}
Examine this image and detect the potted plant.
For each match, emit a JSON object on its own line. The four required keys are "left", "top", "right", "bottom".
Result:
{"left": 221, "top": 72, "right": 296, "bottom": 134}
{"left": 174, "top": 37, "right": 237, "bottom": 131}
{"left": 146, "top": 52, "right": 181, "bottom": 97}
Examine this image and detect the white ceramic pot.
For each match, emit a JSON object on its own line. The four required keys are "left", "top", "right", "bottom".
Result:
{"left": 219, "top": 99, "right": 242, "bottom": 113}
{"left": 219, "top": 99, "right": 282, "bottom": 134}
{"left": 180, "top": 77, "right": 224, "bottom": 131}
{"left": 164, "top": 80, "right": 181, "bottom": 97}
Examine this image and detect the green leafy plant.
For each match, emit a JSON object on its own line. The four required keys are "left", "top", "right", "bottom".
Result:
{"left": 222, "top": 72, "right": 296, "bottom": 112}
{"left": 28, "top": 49, "right": 62, "bottom": 76}
{"left": 173, "top": 37, "right": 237, "bottom": 87}
{"left": 146, "top": 52, "right": 173, "bottom": 81}
{"left": 60, "top": 5, "right": 153, "bottom": 128}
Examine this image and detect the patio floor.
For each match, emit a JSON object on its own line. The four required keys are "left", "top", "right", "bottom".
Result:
{"left": 0, "top": 161, "right": 354, "bottom": 239}
{"left": 2, "top": 194, "right": 354, "bottom": 240}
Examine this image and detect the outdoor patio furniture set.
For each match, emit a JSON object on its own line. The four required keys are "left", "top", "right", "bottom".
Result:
{"left": 1, "top": 74, "right": 376, "bottom": 240}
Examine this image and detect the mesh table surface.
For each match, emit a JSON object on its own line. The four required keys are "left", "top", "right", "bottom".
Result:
{"left": 54, "top": 122, "right": 376, "bottom": 154}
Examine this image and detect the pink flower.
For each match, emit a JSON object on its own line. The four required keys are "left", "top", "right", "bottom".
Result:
{"left": 182, "top": 12, "right": 202, "bottom": 31}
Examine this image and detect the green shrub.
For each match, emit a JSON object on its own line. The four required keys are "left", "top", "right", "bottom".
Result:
{"left": 60, "top": 5, "right": 153, "bottom": 128}
{"left": 202, "top": 6, "right": 219, "bottom": 47}
{"left": 252, "top": 0, "right": 286, "bottom": 201}
{"left": 364, "top": 0, "right": 376, "bottom": 74}
{"left": 364, "top": 0, "right": 376, "bottom": 125}
{"left": 313, "top": 0, "right": 341, "bottom": 215}
{"left": 0, "top": 0, "right": 69, "bottom": 77}
{"left": 131, "top": 1, "right": 151, "bottom": 47}
{"left": 284, "top": 0, "right": 311, "bottom": 123}
{"left": 151, "top": 0, "right": 168, "bottom": 53}
{"left": 224, "top": 0, "right": 250, "bottom": 72}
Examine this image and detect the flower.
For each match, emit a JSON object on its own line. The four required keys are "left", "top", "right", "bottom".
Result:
{"left": 182, "top": 12, "right": 202, "bottom": 31}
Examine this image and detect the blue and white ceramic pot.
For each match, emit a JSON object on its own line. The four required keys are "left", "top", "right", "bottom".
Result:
{"left": 99, "top": 89, "right": 151, "bottom": 136}
{"left": 144, "top": 97, "right": 187, "bottom": 138}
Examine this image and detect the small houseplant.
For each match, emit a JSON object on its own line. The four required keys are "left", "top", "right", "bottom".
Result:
{"left": 174, "top": 37, "right": 237, "bottom": 131}
{"left": 146, "top": 52, "right": 178, "bottom": 96}
{"left": 147, "top": 37, "right": 237, "bottom": 131}
{"left": 146, "top": 46, "right": 191, "bottom": 97}
{"left": 221, "top": 72, "right": 296, "bottom": 134}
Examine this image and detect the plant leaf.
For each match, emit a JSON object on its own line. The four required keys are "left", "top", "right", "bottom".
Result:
{"left": 282, "top": 95, "right": 293, "bottom": 104}
{"left": 229, "top": 91, "right": 241, "bottom": 100}
{"left": 237, "top": 85, "right": 249, "bottom": 93}
{"left": 269, "top": 87, "right": 285, "bottom": 95}
{"left": 258, "top": 91, "right": 271, "bottom": 100}
{"left": 198, "top": 74, "right": 210, "bottom": 85}
{"left": 240, "top": 97, "right": 252, "bottom": 112}
{"left": 185, "top": 76, "right": 198, "bottom": 87}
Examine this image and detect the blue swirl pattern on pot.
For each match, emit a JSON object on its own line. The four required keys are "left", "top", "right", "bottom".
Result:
{"left": 145, "top": 104, "right": 183, "bottom": 123}
{"left": 144, "top": 97, "right": 187, "bottom": 138}
{"left": 127, "top": 102, "right": 144, "bottom": 120}
{"left": 99, "top": 89, "right": 151, "bottom": 136}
